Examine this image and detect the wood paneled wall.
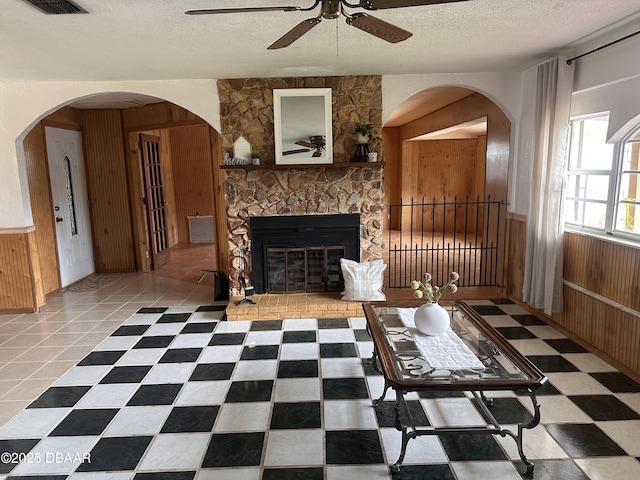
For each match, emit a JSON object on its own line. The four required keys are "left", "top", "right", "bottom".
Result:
{"left": 122, "top": 102, "right": 205, "bottom": 131}
{"left": 555, "top": 232, "right": 640, "bottom": 376}
{"left": 563, "top": 233, "right": 640, "bottom": 311}
{"left": 507, "top": 216, "right": 640, "bottom": 377}
{"left": 43, "top": 106, "right": 83, "bottom": 130}
{"left": 158, "top": 130, "right": 178, "bottom": 246}
{"left": 169, "top": 125, "right": 215, "bottom": 243}
{"left": 0, "top": 229, "right": 44, "bottom": 311}
{"left": 81, "top": 109, "right": 135, "bottom": 272}
{"left": 556, "top": 287, "right": 640, "bottom": 375}
{"left": 505, "top": 215, "right": 526, "bottom": 301}
{"left": 23, "top": 124, "right": 60, "bottom": 295}
{"left": 403, "top": 138, "right": 482, "bottom": 201}
{"left": 400, "top": 138, "right": 485, "bottom": 232}
{"left": 391, "top": 93, "right": 510, "bottom": 205}
{"left": 382, "top": 127, "right": 401, "bottom": 230}
{"left": 210, "top": 128, "right": 228, "bottom": 273}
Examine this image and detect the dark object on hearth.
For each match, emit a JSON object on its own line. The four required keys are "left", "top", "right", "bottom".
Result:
{"left": 213, "top": 271, "right": 230, "bottom": 301}
{"left": 185, "top": 1, "right": 469, "bottom": 50}
{"left": 237, "top": 246, "right": 256, "bottom": 305}
{"left": 238, "top": 277, "right": 256, "bottom": 305}
{"left": 198, "top": 270, "right": 230, "bottom": 301}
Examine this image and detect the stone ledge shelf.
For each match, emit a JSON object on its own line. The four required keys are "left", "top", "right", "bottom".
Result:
{"left": 220, "top": 162, "right": 385, "bottom": 170}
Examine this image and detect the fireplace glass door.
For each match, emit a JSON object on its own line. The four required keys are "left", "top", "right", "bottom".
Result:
{"left": 266, "top": 246, "right": 344, "bottom": 293}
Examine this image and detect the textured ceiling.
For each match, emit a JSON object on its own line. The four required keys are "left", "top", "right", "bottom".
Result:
{"left": 3, "top": 0, "right": 640, "bottom": 82}
{"left": 3, "top": 0, "right": 639, "bottom": 122}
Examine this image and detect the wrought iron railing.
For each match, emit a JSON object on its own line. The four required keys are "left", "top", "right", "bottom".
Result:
{"left": 385, "top": 196, "right": 505, "bottom": 289}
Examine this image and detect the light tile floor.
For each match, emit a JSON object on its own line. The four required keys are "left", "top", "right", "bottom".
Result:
{"left": 1, "top": 274, "right": 640, "bottom": 479}
{"left": 0, "top": 273, "right": 215, "bottom": 425}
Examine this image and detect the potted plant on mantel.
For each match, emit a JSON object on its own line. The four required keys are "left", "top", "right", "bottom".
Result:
{"left": 353, "top": 122, "right": 382, "bottom": 162}
{"left": 354, "top": 122, "right": 380, "bottom": 145}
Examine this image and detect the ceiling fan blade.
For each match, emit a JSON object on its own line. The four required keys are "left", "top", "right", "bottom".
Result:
{"left": 283, "top": 148, "right": 312, "bottom": 155}
{"left": 312, "top": 151, "right": 321, "bottom": 157}
{"left": 359, "top": 0, "right": 469, "bottom": 9}
{"left": 296, "top": 140, "right": 316, "bottom": 148}
{"left": 346, "top": 13, "right": 412, "bottom": 43}
{"left": 185, "top": 6, "right": 301, "bottom": 15}
{"left": 267, "top": 18, "right": 322, "bottom": 49}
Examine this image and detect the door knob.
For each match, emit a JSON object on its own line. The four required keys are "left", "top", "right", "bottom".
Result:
{"left": 56, "top": 217, "right": 63, "bottom": 223}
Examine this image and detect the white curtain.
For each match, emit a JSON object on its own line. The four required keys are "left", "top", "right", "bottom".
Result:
{"left": 523, "top": 57, "right": 574, "bottom": 315}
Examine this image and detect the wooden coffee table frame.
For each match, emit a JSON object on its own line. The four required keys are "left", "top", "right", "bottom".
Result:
{"left": 362, "top": 300, "right": 547, "bottom": 478}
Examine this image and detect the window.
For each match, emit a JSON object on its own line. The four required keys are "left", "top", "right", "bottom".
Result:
{"left": 564, "top": 114, "right": 640, "bottom": 241}
{"left": 616, "top": 128, "right": 640, "bottom": 235}
{"left": 63, "top": 155, "right": 78, "bottom": 236}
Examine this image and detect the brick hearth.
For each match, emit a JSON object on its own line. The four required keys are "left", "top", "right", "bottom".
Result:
{"left": 224, "top": 287, "right": 503, "bottom": 321}
{"left": 225, "top": 292, "right": 364, "bottom": 321}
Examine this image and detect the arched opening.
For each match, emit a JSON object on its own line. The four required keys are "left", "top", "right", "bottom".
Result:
{"left": 20, "top": 92, "right": 227, "bottom": 299}
{"left": 382, "top": 86, "right": 511, "bottom": 290}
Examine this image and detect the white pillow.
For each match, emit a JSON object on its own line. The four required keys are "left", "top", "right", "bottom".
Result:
{"left": 340, "top": 258, "right": 386, "bottom": 302}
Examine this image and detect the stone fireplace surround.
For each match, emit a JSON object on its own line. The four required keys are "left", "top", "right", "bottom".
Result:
{"left": 218, "top": 75, "right": 384, "bottom": 294}
{"left": 224, "top": 165, "right": 384, "bottom": 295}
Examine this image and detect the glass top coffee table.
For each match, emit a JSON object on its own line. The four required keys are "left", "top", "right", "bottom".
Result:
{"left": 362, "top": 300, "right": 547, "bottom": 477}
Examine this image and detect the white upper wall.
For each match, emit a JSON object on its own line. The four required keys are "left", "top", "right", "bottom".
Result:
{"left": 4, "top": 47, "right": 637, "bottom": 228}
{"left": 511, "top": 64, "right": 539, "bottom": 216}
{"left": 1, "top": 74, "right": 524, "bottom": 229}
{"left": 570, "top": 28, "right": 640, "bottom": 141}
{"left": 382, "top": 72, "right": 522, "bottom": 125}
{"left": 0, "top": 80, "right": 219, "bottom": 229}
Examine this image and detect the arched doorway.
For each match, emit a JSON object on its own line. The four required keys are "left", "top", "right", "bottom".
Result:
{"left": 21, "top": 93, "right": 226, "bottom": 300}
{"left": 382, "top": 86, "right": 511, "bottom": 290}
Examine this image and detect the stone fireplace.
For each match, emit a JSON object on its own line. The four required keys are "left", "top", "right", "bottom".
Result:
{"left": 224, "top": 165, "right": 384, "bottom": 294}
{"left": 218, "top": 75, "right": 384, "bottom": 294}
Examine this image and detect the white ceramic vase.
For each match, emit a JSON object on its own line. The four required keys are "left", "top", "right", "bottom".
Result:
{"left": 414, "top": 302, "right": 450, "bottom": 336}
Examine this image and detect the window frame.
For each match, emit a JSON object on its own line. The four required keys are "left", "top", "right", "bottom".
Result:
{"left": 564, "top": 113, "right": 616, "bottom": 233}
{"left": 612, "top": 131, "right": 640, "bottom": 241}
{"left": 564, "top": 113, "right": 640, "bottom": 244}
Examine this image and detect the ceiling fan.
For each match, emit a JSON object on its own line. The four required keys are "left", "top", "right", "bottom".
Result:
{"left": 283, "top": 135, "right": 326, "bottom": 156}
{"left": 185, "top": 0, "right": 468, "bottom": 50}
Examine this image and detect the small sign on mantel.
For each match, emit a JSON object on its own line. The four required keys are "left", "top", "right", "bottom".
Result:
{"left": 233, "top": 135, "right": 252, "bottom": 163}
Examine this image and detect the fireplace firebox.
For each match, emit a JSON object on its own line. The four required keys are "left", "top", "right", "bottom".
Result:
{"left": 249, "top": 214, "right": 360, "bottom": 294}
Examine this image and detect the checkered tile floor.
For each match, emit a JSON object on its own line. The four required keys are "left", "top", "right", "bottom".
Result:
{"left": 1, "top": 299, "right": 640, "bottom": 479}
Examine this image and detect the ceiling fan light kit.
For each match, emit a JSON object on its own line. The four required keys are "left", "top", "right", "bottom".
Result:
{"left": 185, "top": 0, "right": 467, "bottom": 49}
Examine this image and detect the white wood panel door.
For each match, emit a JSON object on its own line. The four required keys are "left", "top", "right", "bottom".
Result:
{"left": 45, "top": 127, "right": 95, "bottom": 287}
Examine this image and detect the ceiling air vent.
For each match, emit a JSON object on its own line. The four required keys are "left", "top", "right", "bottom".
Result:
{"left": 21, "top": 0, "right": 88, "bottom": 14}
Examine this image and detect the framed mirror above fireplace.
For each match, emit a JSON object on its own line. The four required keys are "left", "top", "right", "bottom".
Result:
{"left": 274, "top": 88, "right": 333, "bottom": 165}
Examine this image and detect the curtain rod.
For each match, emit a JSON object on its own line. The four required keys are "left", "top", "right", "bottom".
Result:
{"left": 567, "top": 29, "right": 640, "bottom": 65}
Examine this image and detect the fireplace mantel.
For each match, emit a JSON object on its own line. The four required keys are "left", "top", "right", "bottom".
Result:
{"left": 220, "top": 162, "right": 385, "bottom": 170}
